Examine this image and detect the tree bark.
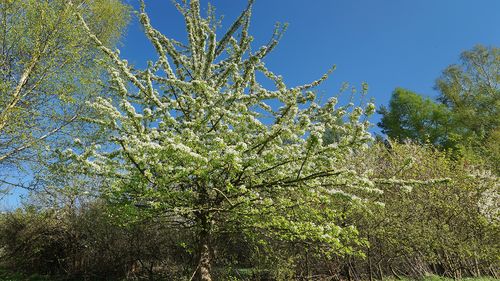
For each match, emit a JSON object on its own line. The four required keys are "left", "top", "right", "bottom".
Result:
{"left": 199, "top": 239, "right": 212, "bottom": 281}
{"left": 198, "top": 213, "right": 212, "bottom": 281}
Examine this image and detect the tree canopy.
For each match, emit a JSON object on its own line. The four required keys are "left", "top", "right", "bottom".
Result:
{"left": 66, "top": 0, "right": 378, "bottom": 279}
{"left": 0, "top": 0, "right": 129, "bottom": 189}
{"left": 436, "top": 45, "right": 499, "bottom": 141}
{"left": 378, "top": 46, "right": 499, "bottom": 172}
{"left": 378, "top": 88, "right": 452, "bottom": 147}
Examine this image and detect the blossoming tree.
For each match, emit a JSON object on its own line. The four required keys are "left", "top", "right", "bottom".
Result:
{"left": 70, "top": 0, "right": 378, "bottom": 279}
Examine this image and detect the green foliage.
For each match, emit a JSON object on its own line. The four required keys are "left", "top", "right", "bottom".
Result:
{"left": 378, "top": 88, "right": 452, "bottom": 147}
{"left": 0, "top": 1, "right": 498, "bottom": 281}
{"left": 378, "top": 46, "right": 499, "bottom": 173}
{"left": 0, "top": 269, "right": 56, "bottom": 281}
{"left": 436, "top": 45, "right": 499, "bottom": 142}
{"left": 0, "top": 0, "right": 129, "bottom": 185}
{"left": 63, "top": 0, "right": 377, "bottom": 279}
{"left": 436, "top": 45, "right": 500, "bottom": 172}
{"left": 347, "top": 141, "right": 499, "bottom": 279}
{"left": 0, "top": 202, "right": 193, "bottom": 280}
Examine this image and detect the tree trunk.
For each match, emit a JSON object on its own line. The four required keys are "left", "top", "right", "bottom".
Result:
{"left": 199, "top": 240, "right": 212, "bottom": 281}
{"left": 198, "top": 214, "right": 212, "bottom": 281}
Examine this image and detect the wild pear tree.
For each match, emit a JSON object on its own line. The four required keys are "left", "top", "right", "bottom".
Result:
{"left": 70, "top": 1, "right": 377, "bottom": 279}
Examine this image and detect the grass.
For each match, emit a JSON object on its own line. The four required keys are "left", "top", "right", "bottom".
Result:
{"left": 0, "top": 269, "right": 498, "bottom": 281}
{"left": 0, "top": 269, "right": 57, "bottom": 281}
{"left": 384, "top": 275, "right": 498, "bottom": 281}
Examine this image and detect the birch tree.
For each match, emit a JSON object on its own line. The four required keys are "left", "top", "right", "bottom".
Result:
{"left": 0, "top": 0, "right": 129, "bottom": 190}
{"left": 70, "top": 1, "right": 378, "bottom": 280}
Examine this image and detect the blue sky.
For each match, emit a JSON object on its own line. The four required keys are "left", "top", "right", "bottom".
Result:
{"left": 2, "top": 0, "right": 499, "bottom": 210}
{"left": 121, "top": 0, "right": 500, "bottom": 129}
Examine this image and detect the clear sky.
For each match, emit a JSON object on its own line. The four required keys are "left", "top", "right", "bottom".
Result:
{"left": 2, "top": 0, "right": 499, "bottom": 210}
{"left": 121, "top": 0, "right": 500, "bottom": 128}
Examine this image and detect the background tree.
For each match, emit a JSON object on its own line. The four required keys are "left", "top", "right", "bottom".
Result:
{"left": 436, "top": 45, "right": 499, "bottom": 141}
{"left": 0, "top": 0, "right": 129, "bottom": 191}
{"left": 378, "top": 88, "right": 453, "bottom": 148}
{"left": 436, "top": 45, "right": 499, "bottom": 171}
{"left": 68, "top": 0, "right": 377, "bottom": 280}
{"left": 378, "top": 46, "right": 499, "bottom": 172}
